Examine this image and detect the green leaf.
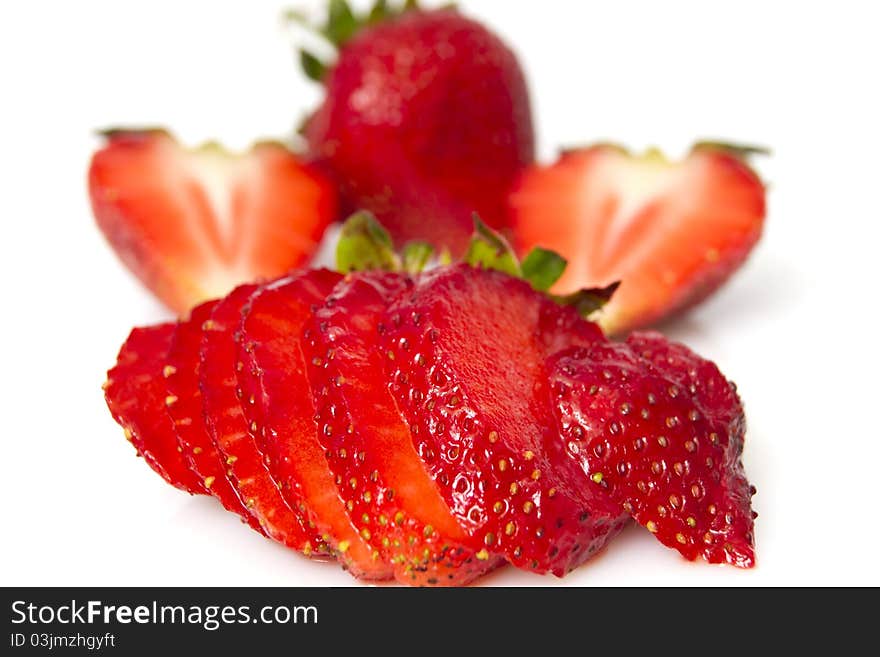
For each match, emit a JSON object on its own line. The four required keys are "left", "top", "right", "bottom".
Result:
{"left": 287, "top": 0, "right": 425, "bottom": 76}
{"left": 401, "top": 241, "right": 434, "bottom": 274}
{"left": 368, "top": 0, "right": 390, "bottom": 23}
{"left": 521, "top": 248, "right": 567, "bottom": 291}
{"left": 464, "top": 215, "right": 522, "bottom": 278}
{"left": 336, "top": 211, "right": 400, "bottom": 274}
{"left": 325, "top": 0, "right": 358, "bottom": 46}
{"left": 299, "top": 49, "right": 326, "bottom": 82}
{"left": 283, "top": 9, "right": 311, "bottom": 27}
{"left": 437, "top": 248, "right": 453, "bottom": 266}
{"left": 692, "top": 141, "right": 771, "bottom": 159}
{"left": 553, "top": 282, "right": 621, "bottom": 319}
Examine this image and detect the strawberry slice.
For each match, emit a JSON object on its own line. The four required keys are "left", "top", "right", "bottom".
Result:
{"left": 302, "top": 271, "right": 500, "bottom": 585}
{"left": 237, "top": 271, "right": 392, "bottom": 581}
{"left": 382, "top": 265, "right": 628, "bottom": 575}
{"left": 200, "top": 283, "right": 328, "bottom": 557}
{"left": 88, "top": 129, "right": 337, "bottom": 315}
{"left": 628, "top": 331, "right": 743, "bottom": 431}
{"left": 509, "top": 143, "right": 767, "bottom": 335}
{"left": 105, "top": 324, "right": 206, "bottom": 494}
{"left": 164, "top": 301, "right": 265, "bottom": 534}
{"left": 549, "top": 332, "right": 756, "bottom": 567}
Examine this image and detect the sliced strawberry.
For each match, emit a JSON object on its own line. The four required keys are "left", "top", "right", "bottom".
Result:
{"left": 105, "top": 324, "right": 206, "bottom": 494}
{"left": 200, "top": 283, "right": 328, "bottom": 557}
{"left": 89, "top": 129, "right": 337, "bottom": 315}
{"left": 164, "top": 300, "right": 265, "bottom": 534}
{"left": 509, "top": 143, "right": 767, "bottom": 335}
{"left": 237, "top": 271, "right": 392, "bottom": 581}
{"left": 549, "top": 332, "right": 756, "bottom": 567}
{"left": 382, "top": 265, "right": 628, "bottom": 575}
{"left": 303, "top": 271, "right": 500, "bottom": 585}
{"left": 628, "top": 331, "right": 744, "bottom": 431}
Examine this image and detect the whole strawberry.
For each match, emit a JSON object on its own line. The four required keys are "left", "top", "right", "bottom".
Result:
{"left": 301, "top": 1, "right": 535, "bottom": 254}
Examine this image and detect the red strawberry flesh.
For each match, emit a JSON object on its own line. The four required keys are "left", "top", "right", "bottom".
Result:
{"left": 89, "top": 129, "right": 336, "bottom": 315}
{"left": 382, "top": 265, "right": 628, "bottom": 575}
{"left": 509, "top": 144, "right": 766, "bottom": 334}
{"left": 164, "top": 300, "right": 265, "bottom": 533}
{"left": 200, "top": 283, "right": 328, "bottom": 556}
{"left": 105, "top": 324, "right": 206, "bottom": 494}
{"left": 549, "top": 332, "right": 756, "bottom": 567}
{"left": 303, "top": 271, "right": 500, "bottom": 585}
{"left": 237, "top": 271, "right": 392, "bottom": 580}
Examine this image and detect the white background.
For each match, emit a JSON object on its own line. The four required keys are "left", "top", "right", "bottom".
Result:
{"left": 1, "top": 0, "right": 878, "bottom": 586}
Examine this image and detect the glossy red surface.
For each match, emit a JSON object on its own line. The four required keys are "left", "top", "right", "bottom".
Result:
{"left": 200, "top": 283, "right": 328, "bottom": 556}
{"left": 303, "top": 271, "right": 502, "bottom": 585}
{"left": 165, "top": 300, "right": 266, "bottom": 534}
{"left": 549, "top": 332, "right": 755, "bottom": 567}
{"left": 105, "top": 324, "right": 206, "bottom": 494}
{"left": 306, "top": 9, "right": 534, "bottom": 254}
{"left": 382, "top": 265, "right": 627, "bottom": 575}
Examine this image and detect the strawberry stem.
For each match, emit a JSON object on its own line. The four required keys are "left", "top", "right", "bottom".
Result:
{"left": 692, "top": 141, "right": 772, "bottom": 158}
{"left": 334, "top": 211, "right": 619, "bottom": 321}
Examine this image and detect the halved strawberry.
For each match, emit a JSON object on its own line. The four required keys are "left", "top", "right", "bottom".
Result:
{"left": 382, "top": 265, "right": 628, "bottom": 575}
{"left": 88, "top": 129, "right": 337, "bottom": 315}
{"left": 200, "top": 283, "right": 328, "bottom": 557}
{"left": 303, "top": 271, "right": 500, "bottom": 585}
{"left": 237, "top": 270, "right": 392, "bottom": 581}
{"left": 509, "top": 143, "right": 767, "bottom": 335}
{"left": 164, "top": 300, "right": 264, "bottom": 533}
{"left": 104, "top": 324, "right": 206, "bottom": 494}
{"left": 549, "top": 332, "right": 756, "bottom": 567}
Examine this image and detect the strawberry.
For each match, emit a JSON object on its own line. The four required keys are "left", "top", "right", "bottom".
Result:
{"left": 102, "top": 213, "right": 760, "bottom": 583}
{"left": 236, "top": 271, "right": 393, "bottom": 580}
{"left": 303, "top": 270, "right": 501, "bottom": 585}
{"left": 509, "top": 143, "right": 767, "bottom": 335}
{"left": 164, "top": 301, "right": 265, "bottom": 534}
{"left": 382, "top": 264, "right": 629, "bottom": 575}
{"left": 301, "top": 2, "right": 534, "bottom": 254}
{"left": 88, "top": 129, "right": 337, "bottom": 315}
{"left": 104, "top": 324, "right": 206, "bottom": 494}
{"left": 548, "top": 332, "right": 756, "bottom": 567}
{"left": 200, "top": 283, "right": 329, "bottom": 557}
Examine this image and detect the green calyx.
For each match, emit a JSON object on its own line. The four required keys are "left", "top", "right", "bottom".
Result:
{"left": 288, "top": 0, "right": 422, "bottom": 82}
{"left": 559, "top": 141, "right": 771, "bottom": 166}
{"left": 336, "top": 211, "right": 406, "bottom": 273}
{"left": 335, "top": 212, "right": 617, "bottom": 321}
{"left": 692, "top": 141, "right": 771, "bottom": 159}
{"left": 521, "top": 247, "right": 567, "bottom": 292}
{"left": 401, "top": 241, "right": 435, "bottom": 274}
{"left": 552, "top": 283, "right": 620, "bottom": 318}
{"left": 464, "top": 216, "right": 522, "bottom": 279}
{"left": 464, "top": 214, "right": 568, "bottom": 292}
{"left": 462, "top": 215, "right": 616, "bottom": 319}
{"left": 336, "top": 211, "right": 437, "bottom": 275}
